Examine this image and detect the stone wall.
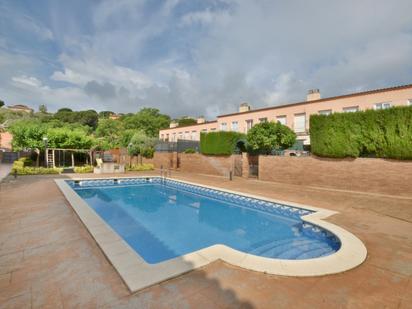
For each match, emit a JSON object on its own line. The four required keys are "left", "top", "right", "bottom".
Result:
{"left": 258, "top": 156, "right": 412, "bottom": 196}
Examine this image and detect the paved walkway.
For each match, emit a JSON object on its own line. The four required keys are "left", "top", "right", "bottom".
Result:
{"left": 0, "top": 171, "right": 411, "bottom": 308}
{"left": 0, "top": 163, "right": 12, "bottom": 181}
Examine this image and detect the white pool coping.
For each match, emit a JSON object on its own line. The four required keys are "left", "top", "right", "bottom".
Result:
{"left": 55, "top": 176, "right": 367, "bottom": 293}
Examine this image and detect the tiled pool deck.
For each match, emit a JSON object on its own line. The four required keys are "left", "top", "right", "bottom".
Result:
{"left": 0, "top": 171, "right": 411, "bottom": 308}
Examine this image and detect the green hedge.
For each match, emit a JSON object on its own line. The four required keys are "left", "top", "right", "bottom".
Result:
{"left": 126, "top": 163, "right": 154, "bottom": 171}
{"left": 11, "top": 157, "right": 63, "bottom": 175}
{"left": 200, "top": 131, "right": 246, "bottom": 155}
{"left": 74, "top": 165, "right": 94, "bottom": 173}
{"left": 310, "top": 106, "right": 412, "bottom": 159}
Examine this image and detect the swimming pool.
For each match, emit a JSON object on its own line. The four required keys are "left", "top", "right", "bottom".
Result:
{"left": 56, "top": 177, "right": 367, "bottom": 292}
{"left": 70, "top": 178, "right": 340, "bottom": 263}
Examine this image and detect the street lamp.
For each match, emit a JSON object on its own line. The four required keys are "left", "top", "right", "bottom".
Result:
{"left": 43, "top": 137, "right": 48, "bottom": 167}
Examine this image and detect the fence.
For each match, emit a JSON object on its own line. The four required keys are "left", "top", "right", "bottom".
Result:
{"left": 155, "top": 140, "right": 200, "bottom": 153}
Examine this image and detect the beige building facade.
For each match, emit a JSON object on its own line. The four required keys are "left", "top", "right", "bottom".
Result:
{"left": 159, "top": 84, "right": 412, "bottom": 144}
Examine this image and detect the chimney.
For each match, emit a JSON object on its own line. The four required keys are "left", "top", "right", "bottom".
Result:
{"left": 307, "top": 89, "right": 321, "bottom": 101}
{"left": 197, "top": 116, "right": 205, "bottom": 124}
{"left": 169, "top": 121, "right": 178, "bottom": 128}
{"left": 239, "top": 102, "right": 251, "bottom": 113}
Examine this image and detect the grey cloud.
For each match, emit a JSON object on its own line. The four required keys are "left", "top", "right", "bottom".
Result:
{"left": 2, "top": 0, "right": 412, "bottom": 118}
{"left": 84, "top": 80, "right": 117, "bottom": 100}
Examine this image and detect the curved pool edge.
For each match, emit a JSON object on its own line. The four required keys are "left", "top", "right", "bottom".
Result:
{"left": 55, "top": 176, "right": 368, "bottom": 292}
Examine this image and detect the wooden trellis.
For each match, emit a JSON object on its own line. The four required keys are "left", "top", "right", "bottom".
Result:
{"left": 45, "top": 148, "right": 93, "bottom": 168}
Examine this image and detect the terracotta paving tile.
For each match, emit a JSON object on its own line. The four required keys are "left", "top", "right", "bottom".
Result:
{"left": 0, "top": 172, "right": 411, "bottom": 308}
{"left": 0, "top": 273, "right": 11, "bottom": 289}
{"left": 0, "top": 251, "right": 24, "bottom": 275}
{"left": 0, "top": 292, "right": 31, "bottom": 309}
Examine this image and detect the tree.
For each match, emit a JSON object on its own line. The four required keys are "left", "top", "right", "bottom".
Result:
{"left": 57, "top": 108, "right": 73, "bottom": 113}
{"left": 54, "top": 109, "right": 98, "bottom": 129}
{"left": 95, "top": 118, "right": 124, "bottom": 148}
{"left": 39, "top": 104, "right": 47, "bottom": 113}
{"left": 177, "top": 117, "right": 197, "bottom": 126}
{"left": 9, "top": 120, "right": 48, "bottom": 166}
{"left": 123, "top": 108, "right": 170, "bottom": 137}
{"left": 0, "top": 100, "right": 4, "bottom": 108}
{"left": 127, "top": 131, "right": 157, "bottom": 162}
{"left": 99, "top": 111, "right": 115, "bottom": 118}
{"left": 246, "top": 121, "right": 296, "bottom": 154}
{"left": 47, "top": 127, "right": 95, "bottom": 149}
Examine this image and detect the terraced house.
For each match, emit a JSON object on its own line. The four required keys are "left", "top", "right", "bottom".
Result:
{"left": 159, "top": 84, "right": 412, "bottom": 145}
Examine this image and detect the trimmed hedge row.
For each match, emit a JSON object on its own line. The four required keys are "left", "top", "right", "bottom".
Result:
{"left": 310, "top": 106, "right": 412, "bottom": 159}
{"left": 126, "top": 163, "right": 155, "bottom": 171}
{"left": 73, "top": 165, "right": 94, "bottom": 173}
{"left": 200, "top": 131, "right": 246, "bottom": 155}
{"left": 12, "top": 158, "right": 63, "bottom": 175}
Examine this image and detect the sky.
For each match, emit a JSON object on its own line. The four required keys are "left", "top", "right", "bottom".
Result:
{"left": 0, "top": 0, "right": 412, "bottom": 119}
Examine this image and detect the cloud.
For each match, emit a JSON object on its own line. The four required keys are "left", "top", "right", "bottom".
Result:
{"left": 12, "top": 75, "right": 46, "bottom": 88}
{"left": 1, "top": 0, "right": 412, "bottom": 118}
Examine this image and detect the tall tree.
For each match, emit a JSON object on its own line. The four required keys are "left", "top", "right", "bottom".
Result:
{"left": 39, "top": 104, "right": 47, "bottom": 113}
{"left": 123, "top": 108, "right": 170, "bottom": 137}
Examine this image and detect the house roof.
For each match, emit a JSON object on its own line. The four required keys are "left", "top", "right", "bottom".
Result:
{"left": 217, "top": 83, "right": 412, "bottom": 118}
{"left": 161, "top": 120, "right": 218, "bottom": 131}
{"left": 7, "top": 104, "right": 33, "bottom": 110}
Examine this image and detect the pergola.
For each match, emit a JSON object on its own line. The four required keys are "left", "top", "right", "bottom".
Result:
{"left": 45, "top": 148, "right": 93, "bottom": 168}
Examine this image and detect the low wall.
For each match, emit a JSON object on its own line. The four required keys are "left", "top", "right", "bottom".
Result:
{"left": 142, "top": 152, "right": 174, "bottom": 168}
{"left": 178, "top": 153, "right": 234, "bottom": 176}
{"left": 259, "top": 156, "right": 412, "bottom": 196}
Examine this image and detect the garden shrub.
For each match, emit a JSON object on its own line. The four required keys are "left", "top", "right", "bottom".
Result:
{"left": 184, "top": 148, "right": 196, "bottom": 154}
{"left": 310, "top": 106, "right": 412, "bottom": 159}
{"left": 200, "top": 131, "right": 246, "bottom": 155}
{"left": 12, "top": 164, "right": 63, "bottom": 175}
{"left": 74, "top": 165, "right": 94, "bottom": 173}
{"left": 246, "top": 121, "right": 296, "bottom": 154}
{"left": 126, "top": 163, "right": 155, "bottom": 171}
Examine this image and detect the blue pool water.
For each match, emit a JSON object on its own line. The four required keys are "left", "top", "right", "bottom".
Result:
{"left": 70, "top": 178, "right": 340, "bottom": 264}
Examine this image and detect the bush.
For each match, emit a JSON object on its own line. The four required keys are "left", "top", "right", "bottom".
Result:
{"left": 74, "top": 165, "right": 94, "bottom": 173}
{"left": 246, "top": 121, "right": 296, "bottom": 154}
{"left": 310, "top": 106, "right": 412, "bottom": 159}
{"left": 184, "top": 148, "right": 196, "bottom": 154}
{"left": 11, "top": 157, "right": 63, "bottom": 175}
{"left": 126, "top": 163, "right": 155, "bottom": 171}
{"left": 12, "top": 164, "right": 63, "bottom": 175}
{"left": 200, "top": 131, "right": 246, "bottom": 155}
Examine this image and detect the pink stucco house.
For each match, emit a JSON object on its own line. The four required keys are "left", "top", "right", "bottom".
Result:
{"left": 0, "top": 132, "right": 13, "bottom": 151}
{"left": 159, "top": 84, "right": 412, "bottom": 145}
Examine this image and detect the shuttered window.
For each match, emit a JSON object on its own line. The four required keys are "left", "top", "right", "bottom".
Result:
{"left": 294, "top": 114, "right": 306, "bottom": 133}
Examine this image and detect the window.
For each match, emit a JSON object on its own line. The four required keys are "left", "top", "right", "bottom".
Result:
{"left": 408, "top": 99, "right": 412, "bottom": 106}
{"left": 166, "top": 134, "right": 169, "bottom": 141}
{"left": 178, "top": 132, "right": 183, "bottom": 140}
{"left": 343, "top": 106, "right": 359, "bottom": 113}
{"left": 172, "top": 133, "right": 176, "bottom": 142}
{"left": 319, "top": 109, "right": 332, "bottom": 115}
{"left": 184, "top": 131, "right": 190, "bottom": 140}
{"left": 294, "top": 113, "right": 306, "bottom": 133}
{"left": 259, "top": 117, "right": 267, "bottom": 123}
{"left": 374, "top": 102, "right": 391, "bottom": 110}
{"left": 276, "top": 115, "right": 287, "bottom": 125}
{"left": 160, "top": 134, "right": 164, "bottom": 140}
{"left": 201, "top": 129, "right": 207, "bottom": 132}
{"left": 191, "top": 131, "right": 196, "bottom": 140}
{"left": 210, "top": 128, "right": 216, "bottom": 131}
{"left": 220, "top": 122, "right": 227, "bottom": 131}
{"left": 231, "top": 121, "right": 238, "bottom": 132}
{"left": 245, "top": 119, "right": 253, "bottom": 132}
